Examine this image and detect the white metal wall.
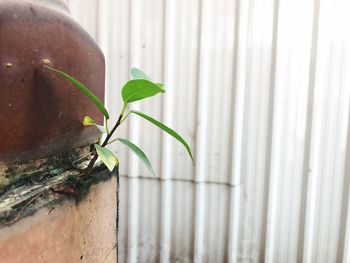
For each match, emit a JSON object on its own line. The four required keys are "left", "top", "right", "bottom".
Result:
{"left": 67, "top": 0, "right": 350, "bottom": 262}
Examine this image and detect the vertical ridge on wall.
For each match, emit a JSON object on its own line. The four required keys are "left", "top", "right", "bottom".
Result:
{"left": 228, "top": 0, "right": 246, "bottom": 261}
{"left": 193, "top": 0, "right": 209, "bottom": 261}
{"left": 343, "top": 109, "right": 350, "bottom": 262}
{"left": 127, "top": 0, "right": 141, "bottom": 261}
{"left": 336, "top": 72, "right": 350, "bottom": 262}
{"left": 260, "top": 0, "right": 279, "bottom": 261}
{"left": 69, "top": 0, "right": 350, "bottom": 262}
{"left": 159, "top": 0, "right": 174, "bottom": 261}
{"left": 297, "top": 0, "right": 320, "bottom": 261}
{"left": 340, "top": 27, "right": 350, "bottom": 259}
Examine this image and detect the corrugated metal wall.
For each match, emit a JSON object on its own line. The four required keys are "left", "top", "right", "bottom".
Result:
{"left": 67, "top": 0, "right": 350, "bottom": 262}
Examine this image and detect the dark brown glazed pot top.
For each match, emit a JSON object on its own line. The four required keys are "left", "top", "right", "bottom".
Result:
{"left": 0, "top": 0, "right": 105, "bottom": 162}
{"left": 23, "top": 0, "right": 69, "bottom": 12}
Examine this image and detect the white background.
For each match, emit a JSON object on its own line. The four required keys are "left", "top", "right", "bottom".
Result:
{"left": 67, "top": 0, "right": 350, "bottom": 262}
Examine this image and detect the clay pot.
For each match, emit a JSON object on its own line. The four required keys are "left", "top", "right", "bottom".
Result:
{"left": 0, "top": 0, "right": 105, "bottom": 162}
{"left": 0, "top": 2, "right": 116, "bottom": 262}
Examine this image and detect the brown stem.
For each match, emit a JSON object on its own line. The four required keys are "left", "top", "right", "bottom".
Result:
{"left": 84, "top": 113, "right": 124, "bottom": 176}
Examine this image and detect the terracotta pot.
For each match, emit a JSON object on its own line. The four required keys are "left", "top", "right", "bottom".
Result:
{"left": 0, "top": 0, "right": 105, "bottom": 162}
{"left": 0, "top": 2, "right": 116, "bottom": 263}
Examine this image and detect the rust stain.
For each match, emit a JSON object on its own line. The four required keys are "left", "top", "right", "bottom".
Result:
{"left": 52, "top": 184, "right": 77, "bottom": 194}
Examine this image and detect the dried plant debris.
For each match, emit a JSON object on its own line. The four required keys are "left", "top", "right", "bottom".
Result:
{"left": 0, "top": 147, "right": 88, "bottom": 195}
{"left": 0, "top": 148, "right": 116, "bottom": 227}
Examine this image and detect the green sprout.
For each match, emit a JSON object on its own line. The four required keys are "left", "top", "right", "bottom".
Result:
{"left": 44, "top": 66, "right": 194, "bottom": 176}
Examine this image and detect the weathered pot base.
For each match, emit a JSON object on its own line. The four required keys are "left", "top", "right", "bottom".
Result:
{"left": 0, "top": 148, "right": 118, "bottom": 263}
{"left": 0, "top": 177, "right": 117, "bottom": 263}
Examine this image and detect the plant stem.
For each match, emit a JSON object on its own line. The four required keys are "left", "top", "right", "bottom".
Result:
{"left": 84, "top": 103, "right": 128, "bottom": 176}
{"left": 105, "top": 119, "right": 110, "bottom": 134}
{"left": 120, "top": 111, "right": 131, "bottom": 124}
{"left": 106, "top": 138, "right": 118, "bottom": 146}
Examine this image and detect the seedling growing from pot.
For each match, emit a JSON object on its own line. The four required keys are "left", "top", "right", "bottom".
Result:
{"left": 44, "top": 66, "right": 194, "bottom": 176}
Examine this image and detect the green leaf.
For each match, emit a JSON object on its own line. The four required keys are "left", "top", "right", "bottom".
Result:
{"left": 94, "top": 144, "right": 118, "bottom": 172}
{"left": 83, "top": 116, "right": 107, "bottom": 133}
{"left": 116, "top": 138, "right": 155, "bottom": 176}
{"left": 83, "top": 115, "right": 95, "bottom": 126}
{"left": 131, "top": 111, "right": 194, "bottom": 163}
{"left": 44, "top": 66, "right": 110, "bottom": 119}
{"left": 130, "top": 68, "right": 151, "bottom": 80}
{"left": 122, "top": 79, "right": 165, "bottom": 104}
{"left": 156, "top": 83, "right": 165, "bottom": 90}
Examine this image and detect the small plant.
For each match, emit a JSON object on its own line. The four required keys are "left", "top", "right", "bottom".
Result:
{"left": 44, "top": 66, "right": 194, "bottom": 176}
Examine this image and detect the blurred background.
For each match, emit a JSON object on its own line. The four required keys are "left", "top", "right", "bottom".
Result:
{"left": 66, "top": 0, "right": 350, "bottom": 262}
